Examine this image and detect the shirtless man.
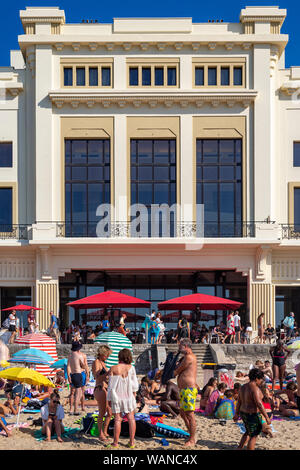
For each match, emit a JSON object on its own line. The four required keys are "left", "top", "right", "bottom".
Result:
{"left": 174, "top": 338, "right": 197, "bottom": 447}
{"left": 67, "top": 341, "right": 89, "bottom": 415}
{"left": 234, "top": 368, "right": 271, "bottom": 450}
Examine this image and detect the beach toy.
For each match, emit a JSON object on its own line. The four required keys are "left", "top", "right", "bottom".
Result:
{"left": 152, "top": 422, "right": 189, "bottom": 439}
{"left": 160, "top": 438, "right": 169, "bottom": 446}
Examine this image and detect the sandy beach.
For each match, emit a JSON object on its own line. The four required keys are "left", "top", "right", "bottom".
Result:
{"left": 0, "top": 386, "right": 299, "bottom": 451}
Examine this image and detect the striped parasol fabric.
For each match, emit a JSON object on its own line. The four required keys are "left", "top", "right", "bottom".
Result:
{"left": 15, "top": 333, "right": 58, "bottom": 377}
{"left": 94, "top": 332, "right": 133, "bottom": 369}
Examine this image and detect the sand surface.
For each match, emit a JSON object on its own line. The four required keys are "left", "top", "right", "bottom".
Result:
{"left": 0, "top": 387, "right": 299, "bottom": 451}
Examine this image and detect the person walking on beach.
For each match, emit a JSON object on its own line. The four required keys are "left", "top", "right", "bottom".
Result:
{"left": 234, "top": 368, "right": 271, "bottom": 450}
{"left": 283, "top": 312, "right": 295, "bottom": 341}
{"left": 233, "top": 311, "right": 241, "bottom": 344}
{"left": 174, "top": 338, "right": 198, "bottom": 447}
{"left": 49, "top": 311, "right": 60, "bottom": 343}
{"left": 8, "top": 310, "right": 17, "bottom": 344}
{"left": 257, "top": 313, "right": 265, "bottom": 344}
{"left": 270, "top": 339, "right": 290, "bottom": 391}
{"left": 67, "top": 342, "right": 89, "bottom": 415}
{"left": 224, "top": 311, "right": 235, "bottom": 344}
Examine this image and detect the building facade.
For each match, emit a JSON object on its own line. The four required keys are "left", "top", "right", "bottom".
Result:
{"left": 0, "top": 5, "right": 300, "bottom": 332}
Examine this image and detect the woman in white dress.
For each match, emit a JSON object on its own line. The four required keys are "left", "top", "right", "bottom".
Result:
{"left": 107, "top": 348, "right": 139, "bottom": 448}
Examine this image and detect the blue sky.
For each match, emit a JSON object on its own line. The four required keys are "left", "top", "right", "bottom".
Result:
{"left": 0, "top": 1, "right": 299, "bottom": 68}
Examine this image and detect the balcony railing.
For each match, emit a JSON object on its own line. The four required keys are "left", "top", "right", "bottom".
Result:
{"left": 281, "top": 225, "right": 300, "bottom": 240}
{"left": 0, "top": 225, "right": 30, "bottom": 240}
{"left": 56, "top": 221, "right": 258, "bottom": 239}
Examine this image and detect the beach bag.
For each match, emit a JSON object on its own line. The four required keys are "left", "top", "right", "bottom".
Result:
{"left": 2, "top": 317, "right": 9, "bottom": 329}
{"left": 161, "top": 352, "right": 180, "bottom": 385}
{"left": 82, "top": 416, "right": 95, "bottom": 434}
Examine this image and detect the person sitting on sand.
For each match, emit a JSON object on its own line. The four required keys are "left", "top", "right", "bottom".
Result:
{"left": 41, "top": 389, "right": 65, "bottom": 442}
{"left": 260, "top": 383, "right": 274, "bottom": 420}
{"left": 200, "top": 377, "right": 217, "bottom": 409}
{"left": 275, "top": 382, "right": 299, "bottom": 417}
{"left": 156, "top": 380, "right": 180, "bottom": 419}
{"left": 54, "top": 370, "right": 65, "bottom": 387}
{"left": 2, "top": 396, "right": 20, "bottom": 416}
{"left": 204, "top": 382, "right": 227, "bottom": 417}
{"left": 235, "top": 371, "right": 249, "bottom": 384}
{"left": 136, "top": 376, "right": 158, "bottom": 412}
{"left": 215, "top": 390, "right": 235, "bottom": 420}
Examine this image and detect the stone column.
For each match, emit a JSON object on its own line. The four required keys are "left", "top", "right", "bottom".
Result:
{"left": 250, "top": 283, "right": 275, "bottom": 329}
{"left": 36, "top": 281, "right": 59, "bottom": 331}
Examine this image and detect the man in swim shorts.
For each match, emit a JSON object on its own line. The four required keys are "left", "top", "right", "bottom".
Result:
{"left": 174, "top": 338, "right": 197, "bottom": 447}
{"left": 67, "top": 342, "right": 89, "bottom": 415}
{"left": 234, "top": 368, "right": 271, "bottom": 450}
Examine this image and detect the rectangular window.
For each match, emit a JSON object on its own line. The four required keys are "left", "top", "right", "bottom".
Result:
{"left": 167, "top": 67, "right": 177, "bottom": 86}
{"left": 294, "top": 142, "right": 300, "bottom": 167}
{"left": 155, "top": 67, "right": 164, "bottom": 86}
{"left": 196, "top": 139, "right": 242, "bottom": 237}
{"left": 234, "top": 67, "right": 243, "bottom": 86}
{"left": 142, "top": 67, "right": 151, "bottom": 86}
{"left": 0, "top": 188, "right": 12, "bottom": 229}
{"left": 129, "top": 67, "right": 139, "bottom": 86}
{"left": 131, "top": 139, "right": 176, "bottom": 237}
{"left": 208, "top": 67, "right": 217, "bottom": 86}
{"left": 0, "top": 143, "right": 12, "bottom": 167}
{"left": 195, "top": 67, "right": 204, "bottom": 86}
{"left": 294, "top": 188, "right": 300, "bottom": 230}
{"left": 65, "top": 139, "right": 110, "bottom": 237}
{"left": 64, "top": 67, "right": 73, "bottom": 86}
{"left": 89, "top": 67, "right": 98, "bottom": 86}
{"left": 76, "top": 67, "right": 86, "bottom": 86}
{"left": 101, "top": 67, "right": 111, "bottom": 86}
{"left": 221, "top": 67, "right": 230, "bottom": 86}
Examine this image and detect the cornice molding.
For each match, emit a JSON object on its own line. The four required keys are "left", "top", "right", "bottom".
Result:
{"left": 49, "top": 90, "right": 258, "bottom": 109}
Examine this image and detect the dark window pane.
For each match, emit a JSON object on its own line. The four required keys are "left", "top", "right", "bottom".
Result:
{"left": 138, "top": 166, "right": 152, "bottom": 181}
{"left": 104, "top": 140, "right": 110, "bottom": 164}
{"left": 76, "top": 67, "right": 85, "bottom": 86}
{"left": 72, "top": 167, "right": 87, "bottom": 181}
{"left": 221, "top": 67, "right": 230, "bottom": 86}
{"left": 88, "top": 167, "right": 103, "bottom": 180}
{"left": 65, "top": 140, "right": 71, "bottom": 164}
{"left": 154, "top": 167, "right": 169, "bottom": 181}
{"left": 101, "top": 67, "right": 111, "bottom": 86}
{"left": 71, "top": 184, "right": 87, "bottom": 222}
{"left": 0, "top": 188, "right": 12, "bottom": 226}
{"left": 138, "top": 183, "right": 152, "bottom": 205}
{"left": 196, "top": 167, "right": 202, "bottom": 180}
{"left": 294, "top": 188, "right": 300, "bottom": 227}
{"left": 203, "top": 166, "right": 218, "bottom": 180}
{"left": 88, "top": 184, "right": 102, "bottom": 222}
{"left": 64, "top": 67, "right": 73, "bottom": 86}
{"left": 104, "top": 167, "right": 110, "bottom": 180}
{"left": 131, "top": 140, "right": 137, "bottom": 164}
{"left": 220, "top": 183, "right": 235, "bottom": 221}
{"left": 72, "top": 140, "right": 87, "bottom": 164}
{"left": 170, "top": 140, "right": 176, "bottom": 163}
{"left": 208, "top": 67, "right": 217, "bottom": 86}
{"left": 88, "top": 140, "right": 103, "bottom": 164}
{"left": 155, "top": 67, "right": 164, "bottom": 86}
{"left": 142, "top": 67, "right": 151, "bottom": 86}
{"left": 0, "top": 143, "right": 12, "bottom": 167}
{"left": 129, "top": 67, "right": 138, "bottom": 86}
{"left": 137, "top": 140, "right": 152, "bottom": 164}
{"left": 154, "top": 183, "right": 169, "bottom": 204}
{"left": 203, "top": 183, "right": 218, "bottom": 222}
{"left": 89, "top": 67, "right": 98, "bottom": 86}
{"left": 195, "top": 67, "right": 204, "bottom": 86}
{"left": 203, "top": 140, "right": 218, "bottom": 163}
{"left": 294, "top": 142, "right": 300, "bottom": 167}
{"left": 235, "top": 140, "right": 242, "bottom": 163}
{"left": 220, "top": 140, "right": 235, "bottom": 163}
{"left": 65, "top": 184, "right": 71, "bottom": 222}
{"left": 154, "top": 140, "right": 169, "bottom": 164}
{"left": 170, "top": 166, "right": 176, "bottom": 180}
{"left": 65, "top": 166, "right": 71, "bottom": 180}
{"left": 167, "top": 67, "right": 177, "bottom": 86}
{"left": 220, "top": 166, "right": 235, "bottom": 180}
{"left": 196, "top": 140, "right": 202, "bottom": 163}
{"left": 234, "top": 67, "right": 243, "bottom": 86}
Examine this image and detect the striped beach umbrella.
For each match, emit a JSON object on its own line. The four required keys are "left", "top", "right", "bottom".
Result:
{"left": 15, "top": 333, "right": 58, "bottom": 377}
{"left": 94, "top": 331, "right": 133, "bottom": 368}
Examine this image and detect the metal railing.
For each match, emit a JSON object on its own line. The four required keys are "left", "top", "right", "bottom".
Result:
{"left": 56, "top": 221, "right": 259, "bottom": 239}
{"left": 281, "top": 225, "right": 300, "bottom": 240}
{"left": 0, "top": 225, "right": 30, "bottom": 240}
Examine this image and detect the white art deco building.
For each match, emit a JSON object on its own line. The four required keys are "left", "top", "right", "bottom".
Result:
{"left": 0, "top": 5, "right": 300, "bottom": 332}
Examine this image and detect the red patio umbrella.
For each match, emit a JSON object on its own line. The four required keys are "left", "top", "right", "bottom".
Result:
{"left": 158, "top": 293, "right": 242, "bottom": 311}
{"left": 67, "top": 290, "right": 151, "bottom": 309}
{"left": 2, "top": 305, "right": 43, "bottom": 335}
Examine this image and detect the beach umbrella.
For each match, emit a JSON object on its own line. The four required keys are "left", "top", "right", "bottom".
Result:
{"left": 50, "top": 358, "right": 68, "bottom": 369}
{"left": 0, "top": 367, "right": 54, "bottom": 427}
{"left": 15, "top": 334, "right": 58, "bottom": 377}
{"left": 287, "top": 340, "right": 300, "bottom": 350}
{"left": 67, "top": 290, "right": 151, "bottom": 309}
{"left": 158, "top": 293, "right": 243, "bottom": 311}
{"left": 9, "top": 348, "right": 54, "bottom": 366}
{"left": 94, "top": 331, "right": 133, "bottom": 368}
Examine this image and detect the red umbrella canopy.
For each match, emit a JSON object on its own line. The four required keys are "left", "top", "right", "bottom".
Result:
{"left": 67, "top": 290, "right": 151, "bottom": 309}
{"left": 85, "top": 309, "right": 144, "bottom": 322}
{"left": 2, "top": 305, "right": 42, "bottom": 311}
{"left": 158, "top": 293, "right": 242, "bottom": 311}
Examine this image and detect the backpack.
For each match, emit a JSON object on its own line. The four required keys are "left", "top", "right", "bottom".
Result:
{"left": 283, "top": 316, "right": 294, "bottom": 328}
{"left": 161, "top": 352, "right": 180, "bottom": 385}
{"left": 2, "top": 317, "right": 10, "bottom": 329}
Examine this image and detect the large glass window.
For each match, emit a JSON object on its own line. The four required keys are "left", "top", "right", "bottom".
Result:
{"left": 0, "top": 188, "right": 12, "bottom": 230}
{"left": 294, "top": 187, "right": 300, "bottom": 230}
{"left": 0, "top": 143, "right": 12, "bottom": 167}
{"left": 293, "top": 142, "right": 300, "bottom": 167}
{"left": 65, "top": 140, "right": 110, "bottom": 237}
{"left": 63, "top": 67, "right": 73, "bottom": 86}
{"left": 196, "top": 139, "right": 242, "bottom": 237}
{"left": 131, "top": 139, "right": 176, "bottom": 237}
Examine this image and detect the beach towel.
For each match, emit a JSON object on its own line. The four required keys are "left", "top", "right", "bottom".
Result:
{"left": 214, "top": 399, "right": 235, "bottom": 420}
{"left": 34, "top": 427, "right": 80, "bottom": 441}
{"left": 289, "top": 416, "right": 300, "bottom": 421}
{"left": 0, "top": 422, "right": 30, "bottom": 435}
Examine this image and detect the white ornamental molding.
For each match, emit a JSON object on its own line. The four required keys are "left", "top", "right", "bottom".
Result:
{"left": 49, "top": 90, "right": 258, "bottom": 109}
{"left": 255, "top": 246, "right": 272, "bottom": 281}
{"left": 272, "top": 259, "right": 300, "bottom": 281}
{"left": 0, "top": 259, "right": 35, "bottom": 281}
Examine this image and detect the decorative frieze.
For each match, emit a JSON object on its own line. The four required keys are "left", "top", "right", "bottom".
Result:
{"left": 0, "top": 259, "right": 35, "bottom": 281}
